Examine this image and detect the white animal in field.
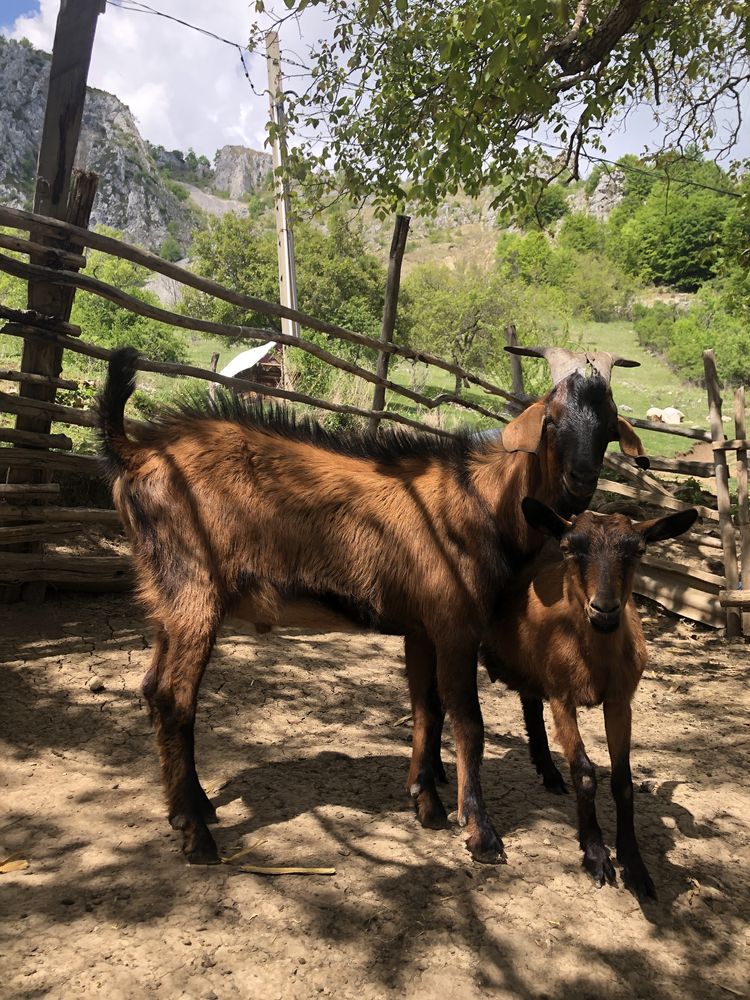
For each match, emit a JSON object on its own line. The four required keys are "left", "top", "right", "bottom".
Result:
{"left": 661, "top": 407, "right": 685, "bottom": 425}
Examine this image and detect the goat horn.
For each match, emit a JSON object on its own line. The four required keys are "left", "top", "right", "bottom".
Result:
{"left": 505, "top": 345, "right": 588, "bottom": 385}
{"left": 504, "top": 346, "right": 641, "bottom": 386}
{"left": 584, "top": 352, "right": 641, "bottom": 384}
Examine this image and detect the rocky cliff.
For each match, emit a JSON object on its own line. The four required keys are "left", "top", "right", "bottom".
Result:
{"left": 0, "top": 35, "right": 195, "bottom": 251}
{"left": 213, "top": 145, "right": 272, "bottom": 199}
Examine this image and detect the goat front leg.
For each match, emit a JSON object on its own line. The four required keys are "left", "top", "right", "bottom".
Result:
{"left": 604, "top": 699, "right": 655, "bottom": 899}
{"left": 146, "top": 621, "right": 220, "bottom": 864}
{"left": 521, "top": 696, "right": 568, "bottom": 794}
{"left": 404, "top": 633, "right": 448, "bottom": 829}
{"left": 438, "top": 641, "right": 505, "bottom": 864}
{"left": 550, "top": 698, "right": 616, "bottom": 888}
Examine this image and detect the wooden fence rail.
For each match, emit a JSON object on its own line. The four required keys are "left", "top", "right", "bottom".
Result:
{"left": 0, "top": 203, "right": 738, "bottom": 631}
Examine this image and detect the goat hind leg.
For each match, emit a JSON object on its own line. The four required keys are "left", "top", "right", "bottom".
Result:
{"left": 404, "top": 633, "right": 448, "bottom": 829}
{"left": 148, "top": 622, "right": 221, "bottom": 863}
{"left": 143, "top": 626, "right": 216, "bottom": 825}
{"left": 521, "top": 696, "right": 567, "bottom": 794}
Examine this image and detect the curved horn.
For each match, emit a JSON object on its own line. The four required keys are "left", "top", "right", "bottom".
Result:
{"left": 585, "top": 351, "right": 641, "bottom": 384}
{"left": 504, "top": 345, "right": 587, "bottom": 385}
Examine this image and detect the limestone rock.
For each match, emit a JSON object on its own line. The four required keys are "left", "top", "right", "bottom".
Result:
{"left": 212, "top": 145, "right": 273, "bottom": 199}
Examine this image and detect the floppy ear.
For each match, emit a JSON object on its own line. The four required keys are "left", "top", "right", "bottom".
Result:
{"left": 618, "top": 416, "right": 650, "bottom": 469}
{"left": 502, "top": 402, "right": 546, "bottom": 454}
{"left": 521, "top": 497, "right": 574, "bottom": 539}
{"left": 636, "top": 508, "right": 698, "bottom": 544}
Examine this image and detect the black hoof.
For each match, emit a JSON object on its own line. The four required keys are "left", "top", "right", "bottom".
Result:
{"left": 170, "top": 812, "right": 220, "bottom": 865}
{"left": 187, "top": 843, "right": 221, "bottom": 866}
{"left": 410, "top": 782, "right": 449, "bottom": 830}
{"left": 542, "top": 768, "right": 568, "bottom": 795}
{"left": 466, "top": 828, "right": 507, "bottom": 865}
{"left": 583, "top": 843, "right": 617, "bottom": 888}
{"left": 620, "top": 855, "right": 657, "bottom": 899}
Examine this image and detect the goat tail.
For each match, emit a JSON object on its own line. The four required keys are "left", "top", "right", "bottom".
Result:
{"left": 98, "top": 345, "right": 139, "bottom": 473}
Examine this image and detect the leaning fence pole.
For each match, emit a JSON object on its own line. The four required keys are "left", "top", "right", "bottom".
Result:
{"left": 368, "top": 214, "right": 410, "bottom": 435}
{"left": 4, "top": 0, "right": 104, "bottom": 605}
{"left": 703, "top": 349, "right": 741, "bottom": 636}
{"left": 266, "top": 29, "right": 299, "bottom": 387}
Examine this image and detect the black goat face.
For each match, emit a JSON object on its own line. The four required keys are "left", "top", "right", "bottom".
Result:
{"left": 545, "top": 373, "right": 619, "bottom": 517}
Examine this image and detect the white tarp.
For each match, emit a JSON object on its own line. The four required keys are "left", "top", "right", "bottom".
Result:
{"left": 219, "top": 343, "right": 277, "bottom": 379}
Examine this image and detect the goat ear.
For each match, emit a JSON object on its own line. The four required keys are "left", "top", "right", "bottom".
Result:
{"left": 502, "top": 402, "right": 546, "bottom": 454}
{"left": 636, "top": 508, "right": 698, "bottom": 544}
{"left": 521, "top": 497, "right": 573, "bottom": 539}
{"left": 618, "top": 416, "right": 650, "bottom": 469}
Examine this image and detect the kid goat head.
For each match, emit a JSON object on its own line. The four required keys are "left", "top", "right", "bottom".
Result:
{"left": 521, "top": 498, "right": 699, "bottom": 633}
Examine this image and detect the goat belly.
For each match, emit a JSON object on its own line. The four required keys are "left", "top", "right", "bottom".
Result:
{"left": 231, "top": 589, "right": 405, "bottom": 636}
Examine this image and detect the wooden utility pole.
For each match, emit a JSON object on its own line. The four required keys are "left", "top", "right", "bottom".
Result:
{"left": 6, "top": 0, "right": 104, "bottom": 603}
{"left": 368, "top": 214, "right": 410, "bottom": 435}
{"left": 265, "top": 29, "right": 300, "bottom": 370}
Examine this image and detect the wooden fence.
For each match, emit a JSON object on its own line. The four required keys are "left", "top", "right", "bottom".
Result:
{"left": 0, "top": 190, "right": 744, "bottom": 633}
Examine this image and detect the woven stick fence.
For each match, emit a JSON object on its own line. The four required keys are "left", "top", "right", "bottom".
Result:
{"left": 0, "top": 201, "right": 741, "bottom": 631}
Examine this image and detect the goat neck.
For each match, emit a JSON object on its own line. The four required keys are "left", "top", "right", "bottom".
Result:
{"left": 470, "top": 434, "right": 556, "bottom": 555}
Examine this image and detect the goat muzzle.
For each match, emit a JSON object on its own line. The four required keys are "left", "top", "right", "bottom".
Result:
{"left": 587, "top": 600, "right": 622, "bottom": 633}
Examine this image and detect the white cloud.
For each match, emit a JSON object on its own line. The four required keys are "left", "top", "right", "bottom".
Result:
{"left": 6, "top": 2, "right": 746, "bottom": 166}
{"left": 4, "top": 0, "right": 274, "bottom": 158}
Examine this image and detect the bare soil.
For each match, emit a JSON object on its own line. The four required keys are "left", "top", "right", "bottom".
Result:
{"left": 1, "top": 595, "right": 749, "bottom": 999}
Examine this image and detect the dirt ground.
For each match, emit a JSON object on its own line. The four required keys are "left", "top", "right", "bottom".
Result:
{"left": 1, "top": 594, "right": 749, "bottom": 1000}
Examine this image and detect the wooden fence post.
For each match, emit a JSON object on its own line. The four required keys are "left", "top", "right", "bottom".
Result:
{"left": 368, "top": 214, "right": 410, "bottom": 435}
{"left": 504, "top": 324, "right": 524, "bottom": 397}
{"left": 733, "top": 386, "right": 750, "bottom": 635}
{"left": 703, "top": 349, "right": 741, "bottom": 636}
{"left": 5, "top": 0, "right": 104, "bottom": 604}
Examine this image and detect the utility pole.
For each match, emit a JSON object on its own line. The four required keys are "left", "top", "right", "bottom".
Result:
{"left": 265, "top": 29, "right": 300, "bottom": 379}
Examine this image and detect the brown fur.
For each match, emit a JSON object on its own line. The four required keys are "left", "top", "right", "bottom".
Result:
{"left": 483, "top": 503, "right": 697, "bottom": 896}
{"left": 99, "top": 347, "right": 646, "bottom": 865}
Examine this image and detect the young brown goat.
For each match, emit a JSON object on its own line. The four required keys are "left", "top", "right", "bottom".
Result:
{"left": 99, "top": 346, "right": 646, "bottom": 866}
{"left": 482, "top": 498, "right": 697, "bottom": 897}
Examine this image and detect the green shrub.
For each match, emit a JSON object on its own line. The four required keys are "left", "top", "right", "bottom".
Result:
{"left": 159, "top": 234, "right": 182, "bottom": 262}
{"left": 633, "top": 301, "right": 680, "bottom": 353}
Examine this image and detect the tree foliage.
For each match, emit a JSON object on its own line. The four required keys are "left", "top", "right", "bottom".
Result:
{"left": 403, "top": 262, "right": 574, "bottom": 396}
{"left": 184, "top": 213, "right": 389, "bottom": 395}
{"left": 611, "top": 156, "right": 734, "bottom": 290}
{"left": 71, "top": 234, "right": 188, "bottom": 366}
{"left": 267, "top": 0, "right": 749, "bottom": 214}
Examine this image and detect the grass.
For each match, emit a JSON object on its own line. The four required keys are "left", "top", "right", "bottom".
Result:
{"left": 568, "top": 320, "right": 708, "bottom": 458}
{"left": 0, "top": 316, "right": 713, "bottom": 462}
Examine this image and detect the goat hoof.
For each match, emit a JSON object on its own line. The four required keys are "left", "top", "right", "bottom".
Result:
{"left": 466, "top": 830, "right": 507, "bottom": 865}
{"left": 542, "top": 769, "right": 568, "bottom": 795}
{"left": 620, "top": 855, "right": 657, "bottom": 900}
{"left": 583, "top": 845, "right": 617, "bottom": 888}
{"left": 184, "top": 827, "right": 220, "bottom": 866}
{"left": 187, "top": 843, "right": 221, "bottom": 866}
{"left": 410, "top": 783, "right": 449, "bottom": 830}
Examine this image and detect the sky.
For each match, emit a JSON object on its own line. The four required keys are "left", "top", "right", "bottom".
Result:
{"left": 1, "top": 0, "right": 747, "bottom": 166}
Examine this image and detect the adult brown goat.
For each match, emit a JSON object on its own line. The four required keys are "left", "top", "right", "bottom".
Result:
{"left": 482, "top": 499, "right": 698, "bottom": 897}
{"left": 99, "top": 345, "right": 646, "bottom": 866}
